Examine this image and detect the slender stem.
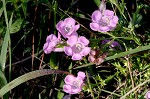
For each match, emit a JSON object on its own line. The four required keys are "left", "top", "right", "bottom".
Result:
{"left": 86, "top": 71, "right": 95, "bottom": 98}
{"left": 125, "top": 57, "right": 138, "bottom": 99}
{"left": 101, "top": 89, "right": 121, "bottom": 97}
{"left": 120, "top": 79, "right": 150, "bottom": 99}
{"left": 53, "top": 0, "right": 57, "bottom": 34}
{"left": 8, "top": 37, "right": 11, "bottom": 82}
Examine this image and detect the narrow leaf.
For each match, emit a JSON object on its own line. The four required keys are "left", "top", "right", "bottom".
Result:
{"left": 0, "top": 69, "right": 71, "bottom": 97}
{"left": 0, "top": 7, "right": 3, "bottom": 18}
{"left": 0, "top": 13, "right": 13, "bottom": 71}
{"left": 94, "top": 0, "right": 100, "bottom": 7}
{"left": 0, "top": 70, "right": 7, "bottom": 89}
{"left": 105, "top": 44, "right": 150, "bottom": 61}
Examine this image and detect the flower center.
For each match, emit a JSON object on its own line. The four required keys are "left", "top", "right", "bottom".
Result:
{"left": 65, "top": 24, "right": 73, "bottom": 33}
{"left": 72, "top": 80, "right": 81, "bottom": 89}
{"left": 72, "top": 43, "right": 84, "bottom": 53}
{"left": 99, "top": 17, "right": 110, "bottom": 26}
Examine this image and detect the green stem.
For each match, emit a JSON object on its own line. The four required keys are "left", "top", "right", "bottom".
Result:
{"left": 101, "top": 89, "right": 121, "bottom": 97}
{"left": 86, "top": 71, "right": 95, "bottom": 98}
{"left": 53, "top": 0, "right": 57, "bottom": 34}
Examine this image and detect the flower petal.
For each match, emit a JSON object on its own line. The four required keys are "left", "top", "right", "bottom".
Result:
{"left": 70, "top": 87, "right": 82, "bottom": 94}
{"left": 57, "top": 32, "right": 61, "bottom": 41}
{"left": 64, "top": 46, "right": 73, "bottom": 56}
{"left": 145, "top": 91, "right": 150, "bottom": 99}
{"left": 43, "top": 42, "right": 51, "bottom": 54}
{"left": 90, "top": 23, "right": 99, "bottom": 31}
{"left": 53, "top": 48, "right": 64, "bottom": 52}
{"left": 46, "top": 34, "right": 57, "bottom": 42}
{"left": 104, "top": 10, "right": 114, "bottom": 17}
{"left": 63, "top": 84, "right": 72, "bottom": 94}
{"left": 91, "top": 10, "right": 102, "bottom": 22}
{"left": 56, "top": 21, "right": 64, "bottom": 32}
{"left": 67, "top": 32, "right": 78, "bottom": 39}
{"left": 74, "top": 24, "right": 80, "bottom": 31}
{"left": 43, "top": 42, "right": 57, "bottom": 54}
{"left": 64, "top": 18, "right": 76, "bottom": 25}
{"left": 67, "top": 36, "right": 78, "bottom": 46}
{"left": 64, "top": 75, "right": 76, "bottom": 84}
{"left": 99, "top": 26, "right": 109, "bottom": 32}
{"left": 80, "top": 47, "right": 91, "bottom": 56}
{"left": 112, "top": 16, "right": 118, "bottom": 24}
{"left": 56, "top": 21, "right": 67, "bottom": 38}
{"left": 109, "top": 16, "right": 118, "bottom": 27}
{"left": 78, "top": 36, "right": 89, "bottom": 46}
{"left": 77, "top": 71, "right": 86, "bottom": 80}
{"left": 72, "top": 54, "right": 82, "bottom": 60}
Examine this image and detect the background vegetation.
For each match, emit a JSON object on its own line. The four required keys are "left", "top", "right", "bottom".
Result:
{"left": 0, "top": 0, "right": 150, "bottom": 99}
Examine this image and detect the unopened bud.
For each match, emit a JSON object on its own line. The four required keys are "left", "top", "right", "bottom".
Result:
{"left": 99, "top": 0, "right": 106, "bottom": 14}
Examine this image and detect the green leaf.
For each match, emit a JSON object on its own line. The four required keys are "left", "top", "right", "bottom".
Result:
{"left": 21, "top": 1, "right": 27, "bottom": 18}
{"left": 0, "top": 69, "right": 70, "bottom": 97}
{"left": 0, "top": 70, "right": 8, "bottom": 99}
{"left": 57, "top": 80, "right": 64, "bottom": 99}
{"left": 0, "top": 70, "right": 7, "bottom": 89}
{"left": 94, "top": 0, "right": 100, "bottom": 7}
{"left": 0, "top": 7, "right": 3, "bottom": 18}
{"left": 49, "top": 53, "right": 57, "bottom": 69}
{"left": 105, "top": 44, "right": 150, "bottom": 61}
{"left": 0, "top": 13, "right": 13, "bottom": 71}
{"left": 0, "top": 26, "right": 9, "bottom": 71}
{"left": 74, "top": 44, "right": 150, "bottom": 69}
{"left": 10, "top": 19, "right": 23, "bottom": 34}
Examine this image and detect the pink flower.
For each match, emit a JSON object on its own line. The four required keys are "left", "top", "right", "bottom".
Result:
{"left": 90, "top": 9, "right": 118, "bottom": 32}
{"left": 64, "top": 36, "right": 91, "bottom": 60}
{"left": 63, "top": 71, "right": 85, "bottom": 94}
{"left": 43, "top": 34, "right": 63, "bottom": 54}
{"left": 145, "top": 91, "right": 150, "bottom": 99}
{"left": 56, "top": 18, "right": 80, "bottom": 38}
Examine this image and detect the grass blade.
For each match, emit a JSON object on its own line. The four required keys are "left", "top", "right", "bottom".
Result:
{"left": 0, "top": 69, "right": 71, "bottom": 97}
{"left": 105, "top": 44, "right": 150, "bottom": 61}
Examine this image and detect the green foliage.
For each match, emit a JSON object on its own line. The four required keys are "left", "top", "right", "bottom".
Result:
{"left": 94, "top": 0, "right": 100, "bottom": 7}
{"left": 0, "top": 0, "right": 150, "bottom": 98}
{"left": 10, "top": 18, "right": 23, "bottom": 34}
{"left": 0, "top": 70, "right": 7, "bottom": 89}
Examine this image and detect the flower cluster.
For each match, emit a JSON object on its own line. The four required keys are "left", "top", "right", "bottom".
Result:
{"left": 90, "top": 1, "right": 118, "bottom": 32}
{"left": 43, "top": 0, "right": 119, "bottom": 95}
{"left": 43, "top": 18, "right": 90, "bottom": 61}
{"left": 63, "top": 71, "right": 85, "bottom": 94}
